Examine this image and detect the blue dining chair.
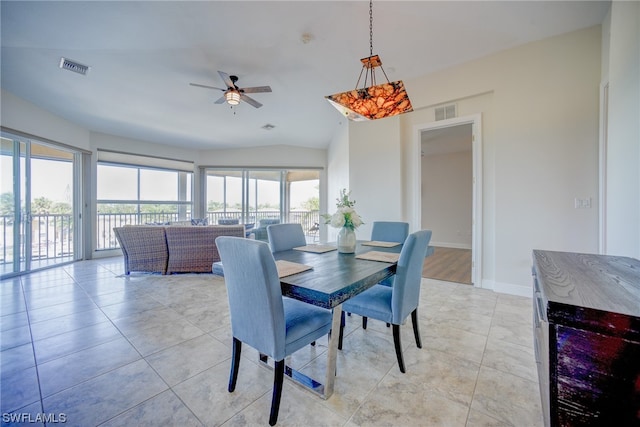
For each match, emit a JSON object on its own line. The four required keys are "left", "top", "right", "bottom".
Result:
{"left": 371, "top": 221, "right": 409, "bottom": 244}
{"left": 267, "top": 223, "right": 307, "bottom": 252}
{"left": 266, "top": 222, "right": 320, "bottom": 346}
{"left": 338, "top": 229, "right": 432, "bottom": 373}
{"left": 370, "top": 221, "right": 409, "bottom": 289}
{"left": 216, "top": 236, "right": 333, "bottom": 426}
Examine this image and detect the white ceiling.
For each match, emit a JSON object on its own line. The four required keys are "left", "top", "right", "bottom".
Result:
{"left": 1, "top": 1, "right": 609, "bottom": 151}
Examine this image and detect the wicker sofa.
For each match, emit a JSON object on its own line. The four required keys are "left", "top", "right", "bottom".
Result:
{"left": 113, "top": 225, "right": 246, "bottom": 274}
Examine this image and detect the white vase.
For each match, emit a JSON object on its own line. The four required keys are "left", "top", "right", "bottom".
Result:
{"left": 337, "top": 227, "right": 356, "bottom": 253}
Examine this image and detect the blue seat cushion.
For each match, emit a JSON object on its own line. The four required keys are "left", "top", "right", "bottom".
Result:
{"left": 212, "top": 261, "right": 224, "bottom": 276}
{"left": 283, "top": 297, "right": 332, "bottom": 355}
{"left": 342, "top": 284, "right": 393, "bottom": 324}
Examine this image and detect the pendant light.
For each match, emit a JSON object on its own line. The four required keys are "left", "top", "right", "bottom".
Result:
{"left": 325, "top": 0, "right": 413, "bottom": 121}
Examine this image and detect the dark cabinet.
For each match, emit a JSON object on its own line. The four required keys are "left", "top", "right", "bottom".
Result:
{"left": 532, "top": 250, "right": 640, "bottom": 426}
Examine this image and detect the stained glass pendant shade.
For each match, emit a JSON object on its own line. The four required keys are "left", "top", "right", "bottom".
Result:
{"left": 325, "top": 2, "right": 413, "bottom": 121}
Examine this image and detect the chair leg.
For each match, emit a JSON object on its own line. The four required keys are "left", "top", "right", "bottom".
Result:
{"left": 229, "top": 338, "right": 242, "bottom": 392}
{"left": 392, "top": 324, "right": 406, "bottom": 373}
{"left": 411, "top": 309, "right": 422, "bottom": 348}
{"left": 338, "top": 310, "right": 345, "bottom": 350}
{"left": 362, "top": 316, "right": 368, "bottom": 329}
{"left": 269, "top": 359, "right": 285, "bottom": 426}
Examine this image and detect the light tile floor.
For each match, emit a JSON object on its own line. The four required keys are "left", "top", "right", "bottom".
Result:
{"left": 1, "top": 257, "right": 543, "bottom": 426}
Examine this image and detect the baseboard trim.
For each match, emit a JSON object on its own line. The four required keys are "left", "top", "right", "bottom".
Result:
{"left": 430, "top": 242, "right": 473, "bottom": 250}
{"left": 92, "top": 249, "right": 122, "bottom": 259}
{"left": 480, "top": 279, "right": 532, "bottom": 298}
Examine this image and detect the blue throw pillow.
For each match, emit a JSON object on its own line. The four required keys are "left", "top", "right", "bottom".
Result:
{"left": 191, "top": 218, "right": 209, "bottom": 226}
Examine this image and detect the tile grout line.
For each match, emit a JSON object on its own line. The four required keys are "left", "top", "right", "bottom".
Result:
{"left": 463, "top": 289, "right": 498, "bottom": 427}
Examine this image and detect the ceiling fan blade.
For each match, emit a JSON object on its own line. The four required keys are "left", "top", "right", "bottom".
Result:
{"left": 218, "top": 71, "right": 235, "bottom": 89}
{"left": 241, "top": 86, "right": 272, "bottom": 94}
{"left": 240, "top": 94, "right": 263, "bottom": 108}
{"left": 190, "top": 82, "right": 225, "bottom": 91}
{"left": 214, "top": 95, "right": 227, "bottom": 104}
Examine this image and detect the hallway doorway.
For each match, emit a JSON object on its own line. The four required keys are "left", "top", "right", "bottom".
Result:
{"left": 413, "top": 115, "right": 482, "bottom": 286}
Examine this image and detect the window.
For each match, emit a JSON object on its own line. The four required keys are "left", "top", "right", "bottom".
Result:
{"left": 96, "top": 158, "right": 193, "bottom": 250}
{"left": 204, "top": 168, "right": 320, "bottom": 243}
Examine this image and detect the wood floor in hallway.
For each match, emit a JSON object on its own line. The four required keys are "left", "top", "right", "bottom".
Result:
{"left": 423, "top": 246, "right": 472, "bottom": 285}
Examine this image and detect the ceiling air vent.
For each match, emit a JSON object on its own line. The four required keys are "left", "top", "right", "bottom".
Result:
{"left": 59, "top": 57, "right": 90, "bottom": 75}
{"left": 435, "top": 103, "right": 457, "bottom": 121}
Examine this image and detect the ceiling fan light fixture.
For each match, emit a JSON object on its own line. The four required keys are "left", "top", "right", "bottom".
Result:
{"left": 190, "top": 71, "right": 271, "bottom": 109}
{"left": 325, "top": 0, "right": 413, "bottom": 121}
{"left": 225, "top": 90, "right": 241, "bottom": 105}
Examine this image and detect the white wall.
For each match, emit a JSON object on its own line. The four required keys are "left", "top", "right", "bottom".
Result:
{"left": 348, "top": 117, "right": 403, "bottom": 240}
{"left": 197, "top": 144, "right": 326, "bottom": 169}
{"left": 90, "top": 131, "right": 199, "bottom": 162}
{"left": 349, "top": 26, "right": 602, "bottom": 294}
{"left": 1, "top": 90, "right": 91, "bottom": 150}
{"left": 422, "top": 149, "right": 472, "bottom": 248}
{"left": 604, "top": 1, "right": 640, "bottom": 258}
{"left": 326, "top": 120, "right": 350, "bottom": 242}
{"left": 90, "top": 132, "right": 326, "bottom": 170}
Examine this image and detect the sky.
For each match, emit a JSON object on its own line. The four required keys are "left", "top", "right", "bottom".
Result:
{"left": 1, "top": 156, "right": 73, "bottom": 204}
{"left": 2, "top": 155, "right": 317, "bottom": 210}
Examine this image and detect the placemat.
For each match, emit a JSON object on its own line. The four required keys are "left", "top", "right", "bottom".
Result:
{"left": 276, "top": 260, "right": 314, "bottom": 277}
{"left": 355, "top": 251, "right": 400, "bottom": 263}
{"left": 293, "top": 245, "right": 337, "bottom": 253}
{"left": 361, "top": 241, "right": 401, "bottom": 248}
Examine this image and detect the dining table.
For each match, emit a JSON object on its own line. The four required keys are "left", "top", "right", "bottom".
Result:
{"left": 270, "top": 240, "right": 406, "bottom": 399}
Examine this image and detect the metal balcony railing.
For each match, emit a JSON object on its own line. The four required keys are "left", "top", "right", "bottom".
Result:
{"left": 1, "top": 214, "right": 74, "bottom": 265}
{"left": 1, "top": 210, "right": 320, "bottom": 266}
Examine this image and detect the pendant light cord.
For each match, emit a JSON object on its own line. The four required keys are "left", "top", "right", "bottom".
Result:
{"left": 368, "top": 0, "right": 375, "bottom": 86}
{"left": 357, "top": 0, "right": 387, "bottom": 89}
{"left": 369, "top": 0, "right": 373, "bottom": 58}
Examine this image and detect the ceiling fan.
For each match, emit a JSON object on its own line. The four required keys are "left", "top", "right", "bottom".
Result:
{"left": 190, "top": 71, "right": 272, "bottom": 108}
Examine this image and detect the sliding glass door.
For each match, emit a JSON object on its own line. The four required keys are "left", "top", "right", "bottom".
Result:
{"left": 204, "top": 168, "right": 320, "bottom": 243}
{"left": 205, "top": 170, "right": 244, "bottom": 223}
{"left": 1, "top": 132, "right": 80, "bottom": 278}
{"left": 247, "top": 170, "right": 283, "bottom": 227}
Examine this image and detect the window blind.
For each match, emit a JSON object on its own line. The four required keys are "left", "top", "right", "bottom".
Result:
{"left": 97, "top": 149, "right": 194, "bottom": 172}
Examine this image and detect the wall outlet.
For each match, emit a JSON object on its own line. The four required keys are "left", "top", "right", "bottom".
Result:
{"left": 574, "top": 197, "right": 592, "bottom": 209}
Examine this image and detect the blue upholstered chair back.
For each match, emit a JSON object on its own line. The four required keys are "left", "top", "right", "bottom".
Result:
{"left": 267, "top": 223, "right": 307, "bottom": 252}
{"left": 216, "top": 236, "right": 286, "bottom": 360}
{"left": 371, "top": 221, "right": 410, "bottom": 244}
{"left": 391, "top": 229, "right": 432, "bottom": 324}
{"left": 218, "top": 218, "right": 240, "bottom": 225}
